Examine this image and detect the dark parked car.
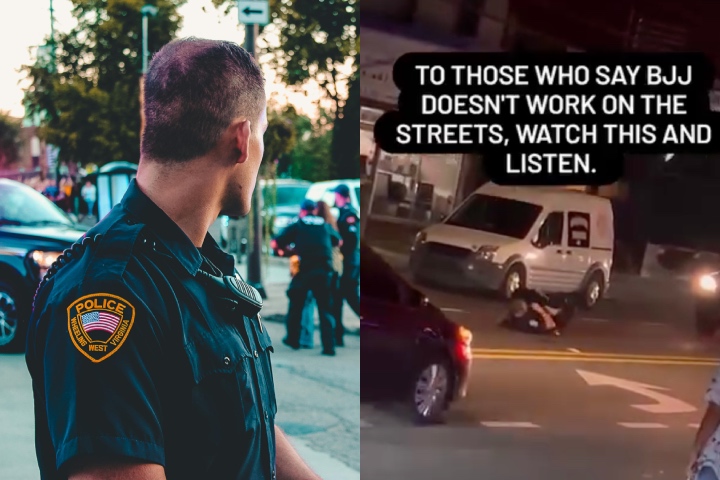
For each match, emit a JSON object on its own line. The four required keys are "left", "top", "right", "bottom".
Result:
{"left": 0, "top": 179, "right": 86, "bottom": 352}
{"left": 361, "top": 242, "right": 472, "bottom": 423}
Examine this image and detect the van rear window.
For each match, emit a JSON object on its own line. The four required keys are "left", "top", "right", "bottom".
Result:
{"left": 445, "top": 194, "right": 542, "bottom": 239}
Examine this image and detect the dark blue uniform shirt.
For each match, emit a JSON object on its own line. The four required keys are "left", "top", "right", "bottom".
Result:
{"left": 274, "top": 215, "right": 341, "bottom": 272}
{"left": 336, "top": 205, "right": 359, "bottom": 265}
{"left": 26, "top": 180, "right": 278, "bottom": 480}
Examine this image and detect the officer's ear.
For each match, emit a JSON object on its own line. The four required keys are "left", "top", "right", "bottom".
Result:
{"left": 231, "top": 119, "right": 252, "bottom": 164}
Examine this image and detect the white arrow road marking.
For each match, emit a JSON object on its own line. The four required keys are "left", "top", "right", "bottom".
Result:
{"left": 481, "top": 421, "right": 540, "bottom": 428}
{"left": 440, "top": 307, "right": 466, "bottom": 313}
{"left": 618, "top": 422, "right": 668, "bottom": 429}
{"left": 689, "top": 423, "right": 700, "bottom": 429}
{"left": 577, "top": 369, "right": 697, "bottom": 414}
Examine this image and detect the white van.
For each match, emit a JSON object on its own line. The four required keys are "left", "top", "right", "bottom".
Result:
{"left": 409, "top": 183, "right": 614, "bottom": 308}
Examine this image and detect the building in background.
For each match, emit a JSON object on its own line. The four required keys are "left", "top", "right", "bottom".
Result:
{"left": 362, "top": 0, "right": 720, "bottom": 265}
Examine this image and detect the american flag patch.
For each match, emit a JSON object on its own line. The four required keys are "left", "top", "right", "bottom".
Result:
{"left": 81, "top": 311, "right": 121, "bottom": 334}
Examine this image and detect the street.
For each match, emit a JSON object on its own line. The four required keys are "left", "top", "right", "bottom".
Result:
{"left": 361, "top": 246, "right": 720, "bottom": 479}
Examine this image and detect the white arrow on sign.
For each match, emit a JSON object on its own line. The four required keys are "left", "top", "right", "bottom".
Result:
{"left": 577, "top": 369, "right": 697, "bottom": 414}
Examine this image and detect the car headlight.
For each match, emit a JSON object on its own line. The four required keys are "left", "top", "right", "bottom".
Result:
{"left": 699, "top": 274, "right": 717, "bottom": 293}
{"left": 475, "top": 245, "right": 499, "bottom": 261}
{"left": 30, "top": 250, "right": 62, "bottom": 280}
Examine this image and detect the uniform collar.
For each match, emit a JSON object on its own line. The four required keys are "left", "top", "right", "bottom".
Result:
{"left": 120, "top": 179, "right": 205, "bottom": 276}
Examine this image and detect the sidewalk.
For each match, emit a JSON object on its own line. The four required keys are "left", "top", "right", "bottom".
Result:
{"left": 263, "top": 319, "right": 360, "bottom": 478}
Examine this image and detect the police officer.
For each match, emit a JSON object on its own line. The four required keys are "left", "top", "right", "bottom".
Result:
{"left": 333, "top": 184, "right": 360, "bottom": 346}
{"left": 274, "top": 199, "right": 341, "bottom": 355}
{"left": 25, "top": 38, "right": 320, "bottom": 480}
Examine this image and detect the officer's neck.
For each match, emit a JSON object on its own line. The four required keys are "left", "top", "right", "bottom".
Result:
{"left": 136, "top": 162, "right": 222, "bottom": 247}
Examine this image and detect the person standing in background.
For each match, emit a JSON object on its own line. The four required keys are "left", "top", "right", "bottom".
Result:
{"left": 333, "top": 184, "right": 359, "bottom": 347}
{"left": 314, "top": 200, "right": 343, "bottom": 344}
{"left": 81, "top": 180, "right": 97, "bottom": 220}
{"left": 274, "top": 199, "right": 341, "bottom": 355}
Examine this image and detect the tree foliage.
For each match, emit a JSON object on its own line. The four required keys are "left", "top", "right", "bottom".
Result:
{"left": 274, "top": 105, "right": 333, "bottom": 183}
{"left": 212, "top": 0, "right": 357, "bottom": 178}
{"left": 23, "top": 0, "right": 185, "bottom": 166}
{"left": 0, "top": 112, "right": 22, "bottom": 168}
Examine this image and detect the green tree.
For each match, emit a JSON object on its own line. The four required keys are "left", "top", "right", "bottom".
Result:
{"left": 212, "top": 0, "right": 358, "bottom": 177}
{"left": 23, "top": 0, "right": 185, "bottom": 166}
{"left": 0, "top": 112, "right": 22, "bottom": 168}
{"left": 277, "top": 106, "right": 333, "bottom": 183}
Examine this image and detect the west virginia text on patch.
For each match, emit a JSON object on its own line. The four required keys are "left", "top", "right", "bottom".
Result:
{"left": 67, "top": 293, "right": 136, "bottom": 363}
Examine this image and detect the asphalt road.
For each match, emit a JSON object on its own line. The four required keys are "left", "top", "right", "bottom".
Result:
{"left": 361, "top": 246, "right": 720, "bottom": 480}
{"left": 362, "top": 356, "right": 714, "bottom": 480}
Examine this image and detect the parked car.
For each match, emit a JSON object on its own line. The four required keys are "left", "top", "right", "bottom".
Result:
{"left": 305, "top": 179, "right": 361, "bottom": 219}
{"left": 219, "top": 179, "right": 311, "bottom": 254}
{"left": 0, "top": 179, "right": 87, "bottom": 352}
{"left": 361, "top": 242, "right": 472, "bottom": 423}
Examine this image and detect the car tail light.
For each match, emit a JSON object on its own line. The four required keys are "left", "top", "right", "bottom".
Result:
{"left": 454, "top": 325, "right": 473, "bottom": 362}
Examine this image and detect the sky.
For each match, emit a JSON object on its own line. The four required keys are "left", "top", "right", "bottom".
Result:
{"left": 0, "top": 0, "right": 327, "bottom": 119}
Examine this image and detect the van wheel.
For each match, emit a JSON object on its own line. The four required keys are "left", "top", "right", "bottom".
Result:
{"left": 581, "top": 272, "right": 604, "bottom": 310}
{"left": 501, "top": 265, "right": 525, "bottom": 299}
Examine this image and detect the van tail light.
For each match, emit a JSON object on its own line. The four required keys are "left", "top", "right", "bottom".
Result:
{"left": 454, "top": 325, "right": 473, "bottom": 362}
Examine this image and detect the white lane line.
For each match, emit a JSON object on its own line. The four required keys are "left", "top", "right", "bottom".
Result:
{"left": 567, "top": 348, "right": 582, "bottom": 353}
{"left": 581, "top": 317, "right": 609, "bottom": 323}
{"left": 618, "top": 422, "right": 668, "bottom": 429}
{"left": 440, "top": 307, "right": 466, "bottom": 313}
{"left": 481, "top": 421, "right": 540, "bottom": 428}
{"left": 360, "top": 420, "right": 373, "bottom": 428}
{"left": 689, "top": 423, "right": 700, "bottom": 429}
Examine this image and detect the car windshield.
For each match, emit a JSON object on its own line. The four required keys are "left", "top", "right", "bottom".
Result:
{"left": 263, "top": 185, "right": 309, "bottom": 207}
{"left": 0, "top": 182, "right": 73, "bottom": 227}
{"left": 445, "top": 193, "right": 541, "bottom": 239}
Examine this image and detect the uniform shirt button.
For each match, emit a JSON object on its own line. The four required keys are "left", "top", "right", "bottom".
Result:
{"left": 223, "top": 356, "right": 231, "bottom": 365}
{"left": 253, "top": 350, "right": 259, "bottom": 358}
{"left": 264, "top": 410, "right": 269, "bottom": 419}
{"left": 272, "top": 469, "right": 276, "bottom": 479}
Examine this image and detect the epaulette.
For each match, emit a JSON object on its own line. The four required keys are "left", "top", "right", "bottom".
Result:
{"left": 32, "top": 233, "right": 104, "bottom": 310}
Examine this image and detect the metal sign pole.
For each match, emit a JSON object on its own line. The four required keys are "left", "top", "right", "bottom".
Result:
{"left": 243, "top": 22, "right": 265, "bottom": 298}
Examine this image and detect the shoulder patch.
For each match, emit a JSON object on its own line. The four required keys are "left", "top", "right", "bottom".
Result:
{"left": 67, "top": 293, "right": 136, "bottom": 363}
{"left": 346, "top": 215, "right": 356, "bottom": 224}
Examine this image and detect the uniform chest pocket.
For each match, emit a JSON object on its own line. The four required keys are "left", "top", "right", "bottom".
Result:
{"left": 184, "top": 332, "right": 258, "bottom": 442}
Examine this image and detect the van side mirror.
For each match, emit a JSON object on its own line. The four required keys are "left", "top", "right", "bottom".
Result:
{"left": 532, "top": 229, "right": 549, "bottom": 249}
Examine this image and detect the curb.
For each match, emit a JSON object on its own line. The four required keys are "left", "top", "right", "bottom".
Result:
{"left": 263, "top": 313, "right": 360, "bottom": 336}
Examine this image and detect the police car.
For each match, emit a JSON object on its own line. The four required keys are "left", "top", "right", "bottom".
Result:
{"left": 0, "top": 179, "right": 86, "bottom": 352}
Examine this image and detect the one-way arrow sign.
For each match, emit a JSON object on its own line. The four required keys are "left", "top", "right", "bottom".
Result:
{"left": 238, "top": 0, "right": 269, "bottom": 25}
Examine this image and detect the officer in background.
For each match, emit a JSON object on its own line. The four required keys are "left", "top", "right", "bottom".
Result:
{"left": 333, "top": 184, "right": 360, "bottom": 346}
{"left": 25, "top": 38, "right": 320, "bottom": 480}
{"left": 274, "top": 199, "right": 341, "bottom": 355}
